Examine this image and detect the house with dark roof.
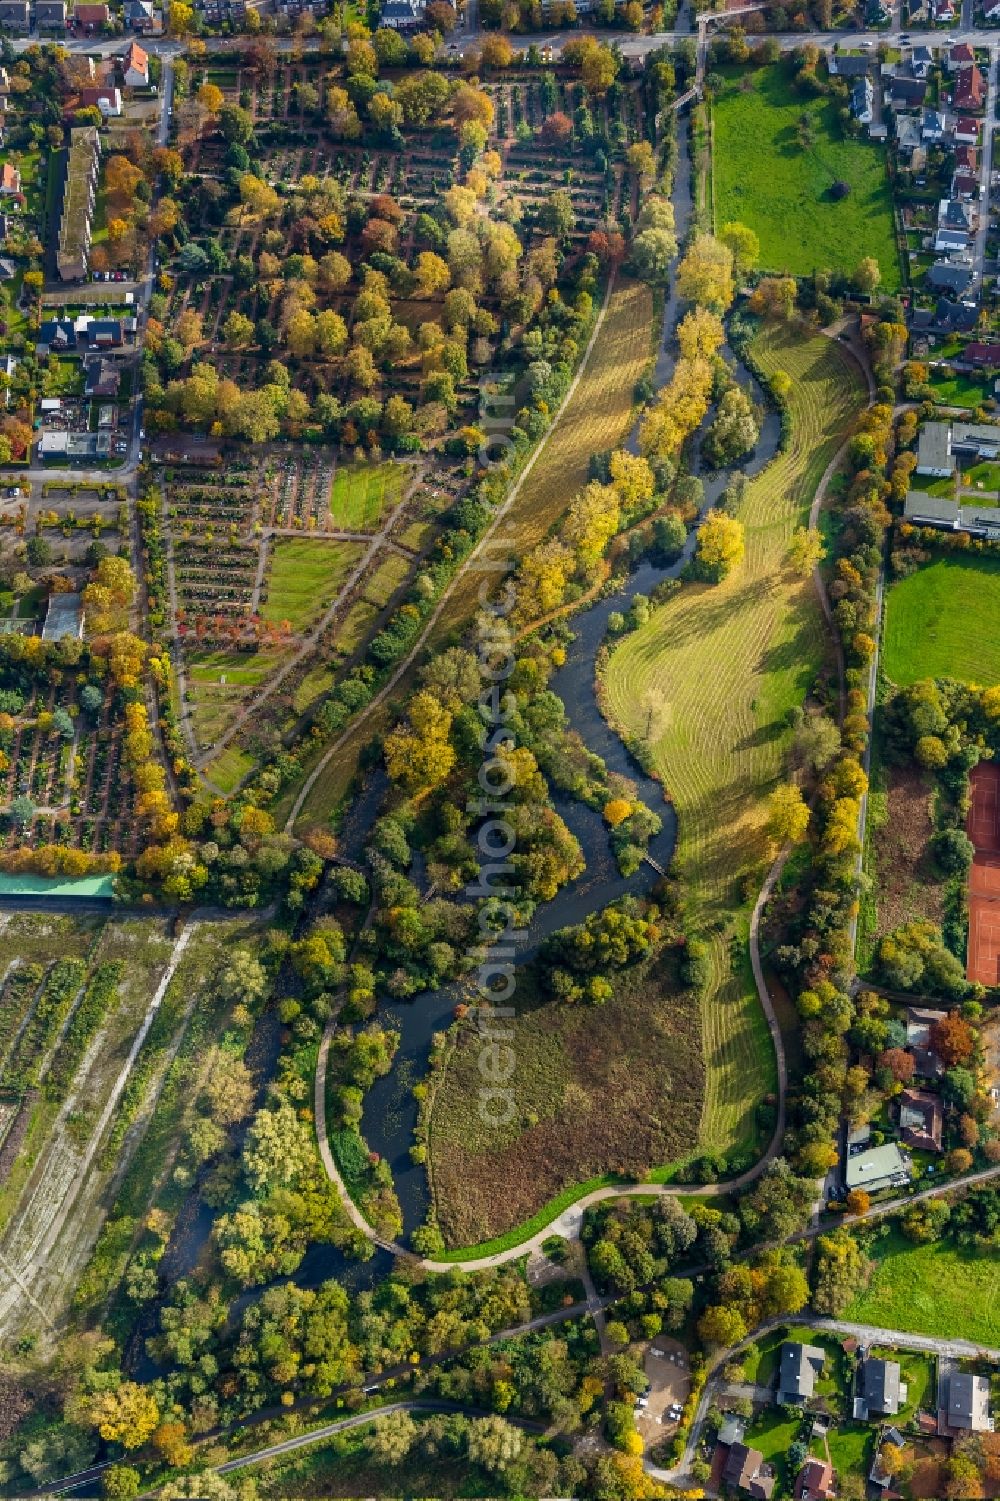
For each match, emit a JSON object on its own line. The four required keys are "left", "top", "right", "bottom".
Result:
{"left": 857, "top": 1356, "right": 905, "bottom": 1418}
{"left": 0, "top": 0, "right": 30, "bottom": 27}
{"left": 380, "top": 0, "right": 425, "bottom": 26}
{"left": 940, "top": 197, "right": 975, "bottom": 232}
{"left": 955, "top": 65, "right": 985, "bottom": 112}
{"left": 906, "top": 1005, "right": 948, "bottom": 1070}
{"left": 722, "top": 1442, "right": 776, "bottom": 1500}
{"left": 36, "top": 0, "right": 67, "bottom": 23}
{"left": 830, "top": 52, "right": 871, "bottom": 78}
{"left": 911, "top": 44, "right": 934, "bottom": 77}
{"left": 37, "top": 319, "right": 76, "bottom": 354}
{"left": 921, "top": 107, "right": 947, "bottom": 141}
{"left": 898, "top": 1088, "right": 944, "bottom": 1151}
{"left": 889, "top": 76, "right": 928, "bottom": 109}
{"left": 939, "top": 1369, "right": 993, "bottom": 1434}
{"left": 794, "top": 1457, "right": 835, "bottom": 1500}
{"left": 956, "top": 143, "right": 978, "bottom": 171}
{"left": 84, "top": 355, "right": 120, "bottom": 398}
{"left": 926, "top": 263, "right": 975, "bottom": 296}
{"left": 955, "top": 115, "right": 980, "bottom": 144}
{"left": 778, "top": 1343, "right": 826, "bottom": 1405}
{"left": 935, "top": 226, "right": 970, "bottom": 254}
{"left": 950, "top": 40, "right": 976, "bottom": 69}
{"left": 851, "top": 78, "right": 874, "bottom": 125}
{"left": 124, "top": 0, "right": 158, "bottom": 26}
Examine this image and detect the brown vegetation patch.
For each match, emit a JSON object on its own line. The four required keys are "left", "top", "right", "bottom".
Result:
{"left": 428, "top": 955, "right": 703, "bottom": 1248}
{"left": 874, "top": 763, "right": 945, "bottom": 941}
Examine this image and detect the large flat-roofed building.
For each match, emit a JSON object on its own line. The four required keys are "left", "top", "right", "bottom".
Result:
{"left": 916, "top": 418, "right": 1000, "bottom": 476}
{"left": 904, "top": 491, "right": 1000, "bottom": 539}
{"left": 844, "top": 1142, "right": 911, "bottom": 1193}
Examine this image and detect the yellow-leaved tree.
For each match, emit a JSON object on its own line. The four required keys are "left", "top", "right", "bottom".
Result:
{"left": 695, "top": 511, "right": 744, "bottom": 582}
{"left": 384, "top": 690, "right": 455, "bottom": 794}
{"left": 767, "top": 783, "right": 810, "bottom": 847}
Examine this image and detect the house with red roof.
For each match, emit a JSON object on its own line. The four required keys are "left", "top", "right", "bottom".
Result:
{"left": 123, "top": 40, "right": 149, "bottom": 87}
{"left": 955, "top": 65, "right": 985, "bottom": 112}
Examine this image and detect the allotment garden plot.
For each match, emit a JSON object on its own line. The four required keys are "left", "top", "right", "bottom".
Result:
{"left": 164, "top": 451, "right": 447, "bottom": 782}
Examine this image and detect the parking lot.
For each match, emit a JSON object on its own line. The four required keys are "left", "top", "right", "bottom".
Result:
{"left": 635, "top": 1336, "right": 692, "bottom": 1449}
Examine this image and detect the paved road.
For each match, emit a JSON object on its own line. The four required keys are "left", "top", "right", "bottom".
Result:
{"left": 974, "top": 47, "right": 998, "bottom": 289}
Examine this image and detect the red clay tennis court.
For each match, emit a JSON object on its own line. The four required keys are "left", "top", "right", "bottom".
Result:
{"left": 967, "top": 763, "right": 1000, "bottom": 986}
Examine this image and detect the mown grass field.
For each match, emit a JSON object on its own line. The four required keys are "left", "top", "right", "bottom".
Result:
{"left": 428, "top": 955, "right": 703, "bottom": 1250}
{"left": 262, "top": 538, "right": 362, "bottom": 632}
{"left": 713, "top": 65, "right": 900, "bottom": 288}
{"left": 844, "top": 1228, "right": 1000, "bottom": 1344}
{"left": 883, "top": 555, "right": 1000, "bottom": 687}
{"left": 329, "top": 461, "right": 406, "bottom": 530}
{"left": 290, "top": 277, "right": 655, "bottom": 830}
{"left": 605, "top": 327, "right": 864, "bottom": 1156}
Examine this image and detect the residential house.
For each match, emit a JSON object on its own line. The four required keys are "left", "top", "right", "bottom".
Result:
{"left": 0, "top": 163, "right": 19, "bottom": 195}
{"left": 778, "top": 1343, "right": 826, "bottom": 1405}
{"left": 962, "top": 341, "right": 1000, "bottom": 367}
{"left": 910, "top": 297, "right": 978, "bottom": 335}
{"left": 38, "top": 430, "right": 110, "bottom": 460}
{"left": 0, "top": 255, "right": 15, "bottom": 280}
{"left": 85, "top": 318, "right": 124, "bottom": 348}
{"left": 889, "top": 76, "right": 928, "bottom": 109}
{"left": 35, "top": 0, "right": 67, "bottom": 23}
{"left": 934, "top": 226, "right": 970, "bottom": 254}
{"left": 0, "top": 0, "right": 30, "bottom": 28}
{"left": 985, "top": 0, "right": 1000, "bottom": 18}
{"left": 911, "top": 44, "right": 934, "bottom": 77}
{"left": 830, "top": 53, "right": 871, "bottom": 78}
{"left": 56, "top": 124, "right": 100, "bottom": 281}
{"left": 722, "top": 1443, "right": 776, "bottom": 1500}
{"left": 851, "top": 78, "right": 874, "bottom": 126}
{"left": 926, "top": 261, "right": 975, "bottom": 295}
{"left": 940, "top": 197, "right": 974, "bottom": 231}
{"left": 954, "top": 115, "right": 980, "bottom": 144}
{"left": 379, "top": 0, "right": 426, "bottom": 26}
{"left": 844, "top": 1142, "right": 911, "bottom": 1194}
{"left": 856, "top": 1356, "right": 905, "bottom": 1418}
{"left": 921, "top": 107, "right": 947, "bottom": 141}
{"left": 906, "top": 1004, "right": 948, "bottom": 1069}
{"left": 0, "top": 352, "right": 18, "bottom": 405}
{"left": 931, "top": 0, "right": 956, "bottom": 18}
{"left": 898, "top": 1088, "right": 944, "bottom": 1151}
{"left": 122, "top": 40, "right": 149, "bottom": 87}
{"left": 954, "top": 170, "right": 979, "bottom": 199}
{"left": 940, "top": 1369, "right": 993, "bottom": 1434}
{"left": 124, "top": 0, "right": 158, "bottom": 27}
{"left": 78, "top": 85, "right": 123, "bottom": 116}
{"left": 949, "top": 41, "right": 976, "bottom": 69}
{"left": 955, "top": 143, "right": 978, "bottom": 171}
{"left": 72, "top": 1, "right": 110, "bottom": 25}
{"left": 954, "top": 65, "right": 985, "bottom": 112}
{"left": 84, "top": 355, "right": 121, "bottom": 397}
{"left": 794, "top": 1457, "right": 835, "bottom": 1500}
{"left": 37, "top": 318, "right": 76, "bottom": 354}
